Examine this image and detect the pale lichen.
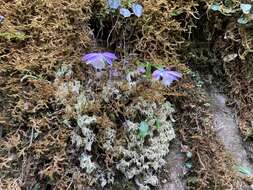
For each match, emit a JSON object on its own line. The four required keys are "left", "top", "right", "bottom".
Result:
{"left": 79, "top": 153, "right": 96, "bottom": 174}
{"left": 101, "top": 84, "right": 122, "bottom": 103}
{"left": 71, "top": 132, "right": 83, "bottom": 148}
{"left": 75, "top": 92, "right": 88, "bottom": 114}
{"left": 116, "top": 118, "right": 175, "bottom": 180}
{"left": 55, "top": 64, "right": 72, "bottom": 78}
{"left": 102, "top": 127, "right": 116, "bottom": 152}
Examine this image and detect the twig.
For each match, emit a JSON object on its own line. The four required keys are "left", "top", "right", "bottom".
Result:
{"left": 29, "top": 127, "right": 34, "bottom": 147}
{"left": 107, "top": 15, "right": 119, "bottom": 47}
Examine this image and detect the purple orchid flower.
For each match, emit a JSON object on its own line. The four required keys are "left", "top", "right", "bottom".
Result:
{"left": 82, "top": 52, "right": 117, "bottom": 70}
{"left": 152, "top": 68, "right": 182, "bottom": 87}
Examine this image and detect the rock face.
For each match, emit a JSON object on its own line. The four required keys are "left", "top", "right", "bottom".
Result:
{"left": 160, "top": 141, "right": 186, "bottom": 190}
{"left": 209, "top": 88, "right": 253, "bottom": 174}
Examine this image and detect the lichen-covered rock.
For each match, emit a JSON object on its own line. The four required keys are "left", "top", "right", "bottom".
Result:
{"left": 54, "top": 65, "right": 177, "bottom": 189}
{"left": 116, "top": 119, "right": 175, "bottom": 178}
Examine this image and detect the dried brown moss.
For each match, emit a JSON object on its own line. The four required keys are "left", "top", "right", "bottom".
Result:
{"left": 0, "top": 0, "right": 93, "bottom": 189}
{"left": 134, "top": 0, "right": 199, "bottom": 61}
{"left": 93, "top": 0, "right": 212, "bottom": 64}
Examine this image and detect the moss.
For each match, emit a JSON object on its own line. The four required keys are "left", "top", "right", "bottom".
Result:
{"left": 0, "top": 0, "right": 247, "bottom": 189}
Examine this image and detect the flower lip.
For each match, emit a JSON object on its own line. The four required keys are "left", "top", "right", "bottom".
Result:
{"left": 152, "top": 68, "right": 182, "bottom": 87}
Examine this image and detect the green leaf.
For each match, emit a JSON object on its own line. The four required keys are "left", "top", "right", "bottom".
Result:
{"left": 185, "top": 162, "right": 193, "bottom": 169}
{"left": 32, "top": 183, "right": 40, "bottom": 190}
{"left": 171, "top": 9, "right": 183, "bottom": 16}
{"left": 139, "top": 121, "right": 149, "bottom": 138}
{"left": 146, "top": 62, "right": 152, "bottom": 79}
{"left": 241, "top": 3, "right": 252, "bottom": 14}
{"left": 186, "top": 152, "right": 193, "bottom": 158}
{"left": 237, "top": 16, "right": 249, "bottom": 24}
{"left": 234, "top": 165, "right": 252, "bottom": 176}
{"left": 155, "top": 119, "right": 161, "bottom": 128}
{"left": 210, "top": 3, "right": 220, "bottom": 11}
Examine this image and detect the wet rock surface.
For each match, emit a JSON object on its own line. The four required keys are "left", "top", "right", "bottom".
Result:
{"left": 160, "top": 140, "right": 186, "bottom": 190}
{"left": 209, "top": 88, "right": 253, "bottom": 170}
{"left": 208, "top": 88, "right": 253, "bottom": 187}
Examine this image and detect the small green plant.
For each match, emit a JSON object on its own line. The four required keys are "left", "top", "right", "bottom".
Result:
{"left": 210, "top": 1, "right": 253, "bottom": 25}
{"left": 138, "top": 121, "right": 149, "bottom": 138}
{"left": 155, "top": 119, "right": 161, "bottom": 128}
{"left": 234, "top": 165, "right": 252, "bottom": 176}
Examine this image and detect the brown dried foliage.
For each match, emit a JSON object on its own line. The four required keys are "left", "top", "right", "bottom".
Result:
{"left": 0, "top": 0, "right": 93, "bottom": 189}
{"left": 134, "top": 0, "right": 199, "bottom": 62}
{"left": 95, "top": 0, "right": 210, "bottom": 64}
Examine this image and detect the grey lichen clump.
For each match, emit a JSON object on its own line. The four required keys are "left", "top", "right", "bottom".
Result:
{"left": 54, "top": 65, "right": 176, "bottom": 189}
{"left": 115, "top": 99, "right": 175, "bottom": 189}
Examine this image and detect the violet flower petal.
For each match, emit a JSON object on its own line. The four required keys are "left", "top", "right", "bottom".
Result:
{"left": 82, "top": 52, "right": 117, "bottom": 70}
{"left": 165, "top": 70, "right": 182, "bottom": 78}
{"left": 162, "top": 74, "right": 178, "bottom": 86}
{"left": 82, "top": 53, "right": 100, "bottom": 62}
{"left": 152, "top": 69, "right": 182, "bottom": 87}
{"left": 105, "top": 58, "right": 113, "bottom": 65}
{"left": 86, "top": 54, "right": 104, "bottom": 65}
{"left": 84, "top": 56, "right": 101, "bottom": 64}
{"left": 102, "top": 52, "right": 117, "bottom": 65}
{"left": 162, "top": 70, "right": 182, "bottom": 86}
{"left": 152, "top": 69, "right": 163, "bottom": 80}
{"left": 102, "top": 52, "right": 117, "bottom": 60}
{"left": 162, "top": 78, "right": 174, "bottom": 87}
